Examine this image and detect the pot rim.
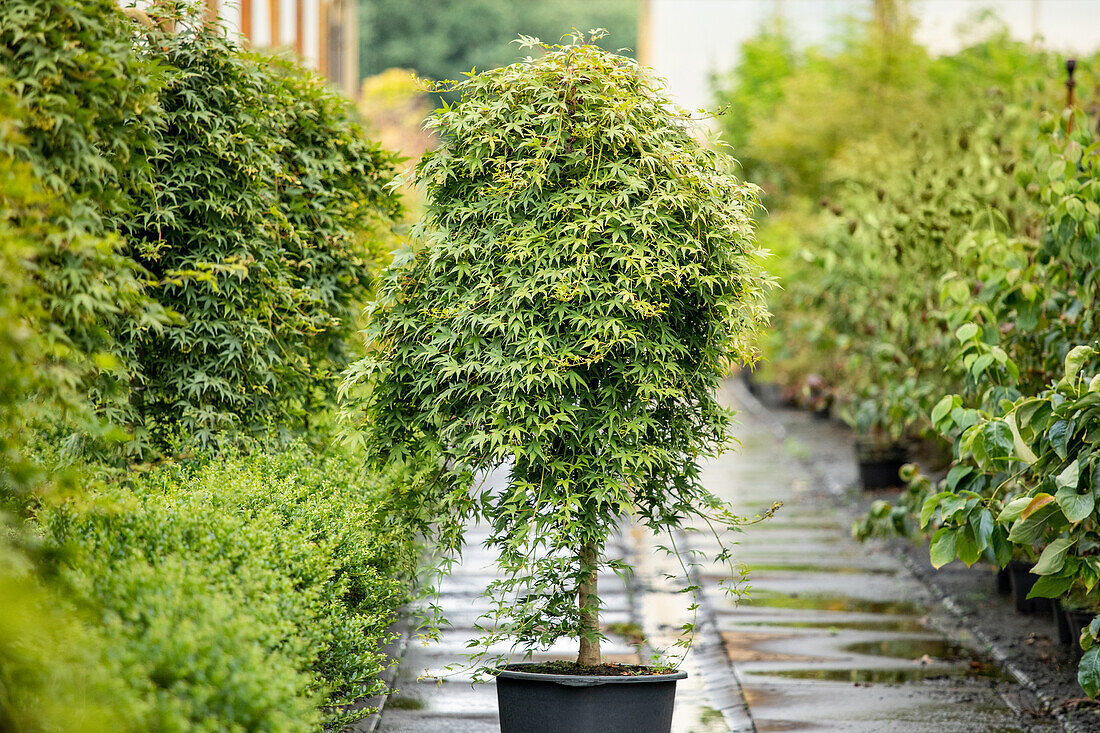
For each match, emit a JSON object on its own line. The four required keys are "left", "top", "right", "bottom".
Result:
{"left": 494, "top": 663, "right": 687, "bottom": 687}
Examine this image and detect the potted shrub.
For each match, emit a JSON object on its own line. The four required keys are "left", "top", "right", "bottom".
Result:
{"left": 344, "top": 31, "right": 770, "bottom": 733}
{"left": 848, "top": 399, "right": 909, "bottom": 489}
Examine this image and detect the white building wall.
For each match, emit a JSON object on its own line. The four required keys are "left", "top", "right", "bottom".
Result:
{"left": 301, "top": 0, "right": 320, "bottom": 69}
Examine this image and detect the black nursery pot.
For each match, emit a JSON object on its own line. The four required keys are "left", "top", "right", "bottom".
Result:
{"left": 1064, "top": 607, "right": 1097, "bottom": 653}
{"left": 495, "top": 665, "right": 687, "bottom": 733}
{"left": 855, "top": 443, "right": 907, "bottom": 490}
{"left": 1007, "top": 559, "right": 1053, "bottom": 615}
{"left": 1055, "top": 599, "right": 1073, "bottom": 646}
{"left": 995, "top": 567, "right": 1012, "bottom": 596}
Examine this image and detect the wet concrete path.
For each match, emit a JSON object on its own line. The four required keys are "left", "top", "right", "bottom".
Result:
{"left": 376, "top": 378, "right": 1047, "bottom": 732}
{"left": 688, "top": 379, "right": 1039, "bottom": 732}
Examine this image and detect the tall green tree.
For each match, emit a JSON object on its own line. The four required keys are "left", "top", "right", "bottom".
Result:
{"left": 346, "top": 33, "right": 770, "bottom": 668}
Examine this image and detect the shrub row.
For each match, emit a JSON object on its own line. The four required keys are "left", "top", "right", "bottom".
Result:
{"left": 3, "top": 446, "right": 414, "bottom": 732}
{"left": 0, "top": 0, "right": 401, "bottom": 459}
{"left": 722, "top": 11, "right": 1100, "bottom": 695}
{"left": 0, "top": 1, "right": 416, "bottom": 729}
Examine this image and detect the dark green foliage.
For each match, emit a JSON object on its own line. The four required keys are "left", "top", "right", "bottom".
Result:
{"left": 34, "top": 445, "right": 416, "bottom": 731}
{"left": 1, "top": 0, "right": 402, "bottom": 455}
{"left": 359, "top": 0, "right": 639, "bottom": 83}
{"left": 118, "top": 15, "right": 402, "bottom": 451}
{"left": 0, "top": 0, "right": 162, "bottom": 230}
{"left": 346, "top": 33, "right": 770, "bottom": 666}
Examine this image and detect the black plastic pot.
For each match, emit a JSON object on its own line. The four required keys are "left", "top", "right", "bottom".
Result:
{"left": 1055, "top": 599, "right": 1073, "bottom": 646}
{"left": 495, "top": 665, "right": 687, "bottom": 733}
{"left": 995, "top": 567, "right": 1012, "bottom": 596}
{"left": 1007, "top": 559, "right": 1053, "bottom": 615}
{"left": 855, "top": 443, "right": 907, "bottom": 490}
{"left": 1065, "top": 607, "right": 1097, "bottom": 654}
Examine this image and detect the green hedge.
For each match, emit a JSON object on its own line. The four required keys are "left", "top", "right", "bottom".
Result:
{"left": 0, "top": 0, "right": 402, "bottom": 458}
{"left": 120, "top": 20, "right": 401, "bottom": 452}
{"left": 27, "top": 445, "right": 415, "bottom": 732}
{"left": 0, "top": 2, "right": 417, "bottom": 729}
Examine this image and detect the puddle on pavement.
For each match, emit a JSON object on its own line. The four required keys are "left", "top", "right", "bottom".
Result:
{"left": 754, "top": 720, "right": 812, "bottom": 732}
{"left": 731, "top": 617, "right": 928, "bottom": 633}
{"left": 843, "top": 637, "right": 968, "bottom": 660}
{"left": 738, "top": 563, "right": 895, "bottom": 575}
{"left": 673, "top": 705, "right": 729, "bottom": 733}
{"left": 741, "top": 591, "right": 924, "bottom": 616}
{"left": 748, "top": 664, "right": 1004, "bottom": 683}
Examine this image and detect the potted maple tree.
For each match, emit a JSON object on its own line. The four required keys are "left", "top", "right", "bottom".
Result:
{"left": 345, "top": 32, "right": 770, "bottom": 733}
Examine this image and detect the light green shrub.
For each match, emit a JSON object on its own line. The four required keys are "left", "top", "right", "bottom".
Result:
{"left": 35, "top": 446, "right": 415, "bottom": 731}
{"left": 0, "top": 525, "right": 143, "bottom": 733}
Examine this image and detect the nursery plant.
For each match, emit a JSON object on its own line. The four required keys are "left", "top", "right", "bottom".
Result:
{"left": 861, "top": 110, "right": 1100, "bottom": 696}
{"left": 346, "top": 30, "right": 770, "bottom": 682}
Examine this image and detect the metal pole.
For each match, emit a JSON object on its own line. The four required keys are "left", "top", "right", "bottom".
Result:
{"left": 1066, "top": 59, "right": 1077, "bottom": 134}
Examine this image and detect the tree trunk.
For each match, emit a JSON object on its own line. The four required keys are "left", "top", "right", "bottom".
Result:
{"left": 577, "top": 541, "right": 601, "bottom": 666}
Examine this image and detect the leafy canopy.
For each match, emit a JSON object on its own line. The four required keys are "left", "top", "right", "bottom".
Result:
{"left": 346, "top": 32, "right": 770, "bottom": 663}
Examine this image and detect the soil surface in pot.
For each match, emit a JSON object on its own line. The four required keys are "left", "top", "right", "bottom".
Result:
{"left": 502, "top": 661, "right": 676, "bottom": 677}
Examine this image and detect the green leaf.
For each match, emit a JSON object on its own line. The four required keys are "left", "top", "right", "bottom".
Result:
{"left": 1048, "top": 420, "right": 1073, "bottom": 460}
{"left": 1066, "top": 345, "right": 1092, "bottom": 380}
{"left": 955, "top": 526, "right": 981, "bottom": 566}
{"left": 955, "top": 323, "right": 979, "bottom": 342}
{"left": 996, "top": 496, "right": 1032, "bottom": 523}
{"left": 1079, "top": 647, "right": 1100, "bottom": 698}
{"left": 1057, "top": 460, "right": 1081, "bottom": 490}
{"left": 929, "top": 527, "right": 957, "bottom": 569}
{"left": 991, "top": 530, "right": 1014, "bottom": 568}
{"left": 931, "top": 395, "right": 955, "bottom": 429}
{"left": 1068, "top": 197, "right": 1087, "bottom": 222}
{"left": 1032, "top": 537, "right": 1075, "bottom": 575}
{"left": 971, "top": 353, "right": 994, "bottom": 377}
{"left": 1056, "top": 485, "right": 1095, "bottom": 524}
{"left": 1027, "top": 573, "right": 1075, "bottom": 599}
{"left": 920, "top": 491, "right": 953, "bottom": 528}
{"left": 1006, "top": 412, "right": 1037, "bottom": 465}
{"left": 945, "top": 464, "right": 972, "bottom": 491}
{"left": 969, "top": 508, "right": 994, "bottom": 550}
{"left": 1008, "top": 502, "right": 1058, "bottom": 544}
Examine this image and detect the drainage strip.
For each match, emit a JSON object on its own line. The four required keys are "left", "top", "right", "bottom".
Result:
{"left": 624, "top": 522, "right": 757, "bottom": 733}
{"left": 677, "top": 528, "right": 757, "bottom": 733}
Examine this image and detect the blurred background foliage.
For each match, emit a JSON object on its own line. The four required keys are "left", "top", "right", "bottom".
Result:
{"left": 718, "top": 2, "right": 1100, "bottom": 692}
{"left": 358, "top": 0, "right": 639, "bottom": 85}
